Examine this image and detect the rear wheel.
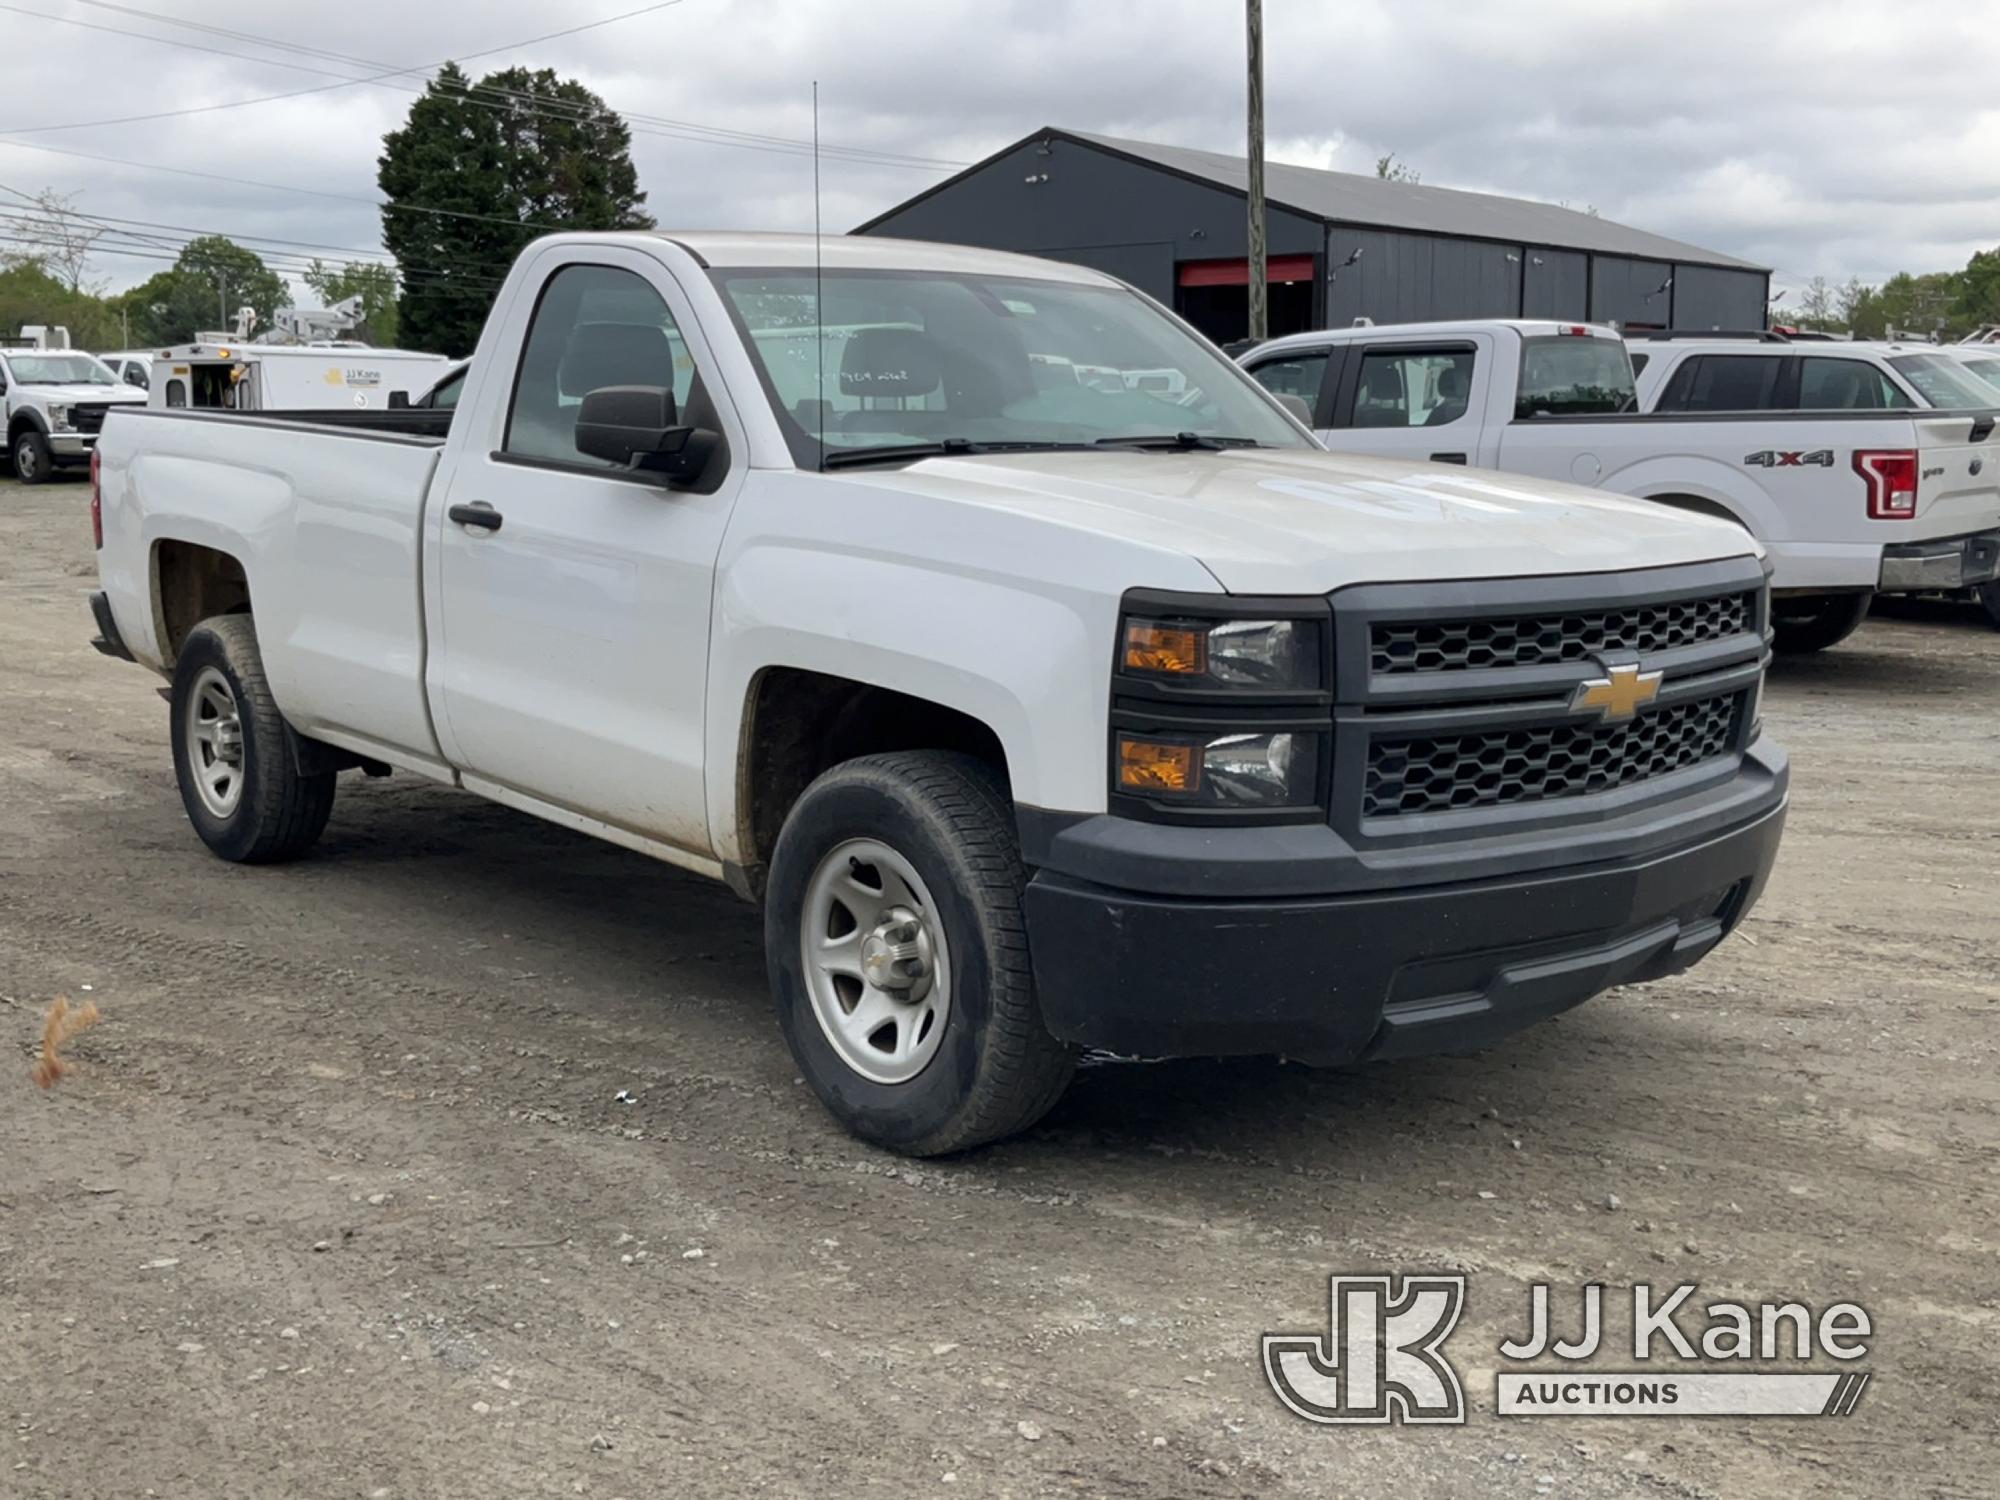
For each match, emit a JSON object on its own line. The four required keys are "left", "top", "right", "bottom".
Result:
{"left": 765, "top": 751, "right": 1075, "bottom": 1156}
{"left": 1772, "top": 591, "right": 1872, "bottom": 654}
{"left": 12, "top": 429, "right": 52, "bottom": 484}
{"left": 1977, "top": 581, "right": 2000, "bottom": 631}
{"left": 169, "top": 615, "right": 335, "bottom": 862}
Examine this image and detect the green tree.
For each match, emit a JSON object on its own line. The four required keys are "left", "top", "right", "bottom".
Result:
{"left": 0, "top": 259, "right": 121, "bottom": 348}
{"left": 113, "top": 236, "right": 290, "bottom": 344}
{"left": 1845, "top": 270, "right": 1965, "bottom": 340}
{"left": 304, "top": 258, "right": 400, "bottom": 346}
{"left": 1374, "top": 153, "right": 1420, "bottom": 184}
{"left": 378, "top": 62, "right": 653, "bottom": 355}
{"left": 1955, "top": 247, "right": 2000, "bottom": 331}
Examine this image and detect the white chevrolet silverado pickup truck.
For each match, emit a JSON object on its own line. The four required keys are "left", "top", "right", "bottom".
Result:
{"left": 1242, "top": 321, "right": 2000, "bottom": 653}
{"left": 90, "top": 232, "right": 1788, "bottom": 1153}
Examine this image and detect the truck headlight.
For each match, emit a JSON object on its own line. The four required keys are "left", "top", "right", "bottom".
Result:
{"left": 1117, "top": 730, "right": 1320, "bottom": 807}
{"left": 48, "top": 404, "right": 72, "bottom": 431}
{"left": 1122, "top": 615, "right": 1320, "bottom": 691}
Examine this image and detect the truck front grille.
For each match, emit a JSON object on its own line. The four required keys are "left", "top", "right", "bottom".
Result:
{"left": 70, "top": 403, "right": 111, "bottom": 435}
{"left": 1362, "top": 690, "right": 1743, "bottom": 818}
{"left": 1370, "top": 590, "right": 1754, "bottom": 675}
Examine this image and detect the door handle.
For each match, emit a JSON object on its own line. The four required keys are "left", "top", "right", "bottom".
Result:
{"left": 1430, "top": 452, "right": 1469, "bottom": 465}
{"left": 449, "top": 502, "right": 503, "bottom": 532}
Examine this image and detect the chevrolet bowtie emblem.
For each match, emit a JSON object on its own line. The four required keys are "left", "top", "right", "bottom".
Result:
{"left": 1569, "top": 663, "right": 1663, "bottom": 723}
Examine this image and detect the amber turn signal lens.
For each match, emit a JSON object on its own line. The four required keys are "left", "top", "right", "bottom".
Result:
{"left": 1118, "top": 736, "right": 1199, "bottom": 795}
{"left": 1123, "top": 620, "right": 1206, "bottom": 676}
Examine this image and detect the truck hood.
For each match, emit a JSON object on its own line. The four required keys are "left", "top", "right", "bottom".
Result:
{"left": 849, "top": 447, "right": 1758, "bottom": 594}
{"left": 25, "top": 384, "right": 148, "bottom": 404}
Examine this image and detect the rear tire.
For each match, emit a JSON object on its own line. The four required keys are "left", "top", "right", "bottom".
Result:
{"left": 765, "top": 751, "right": 1075, "bottom": 1156}
{"left": 12, "top": 429, "right": 52, "bottom": 484}
{"left": 169, "top": 615, "right": 335, "bottom": 863}
{"left": 1977, "top": 581, "right": 2000, "bottom": 632}
{"left": 1772, "top": 591, "right": 1872, "bottom": 654}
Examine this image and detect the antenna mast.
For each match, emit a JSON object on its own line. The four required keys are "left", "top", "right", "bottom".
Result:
{"left": 813, "top": 80, "right": 826, "bottom": 470}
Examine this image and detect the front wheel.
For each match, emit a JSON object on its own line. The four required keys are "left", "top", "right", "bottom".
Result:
{"left": 1772, "top": 591, "right": 1872, "bottom": 654}
{"left": 764, "top": 751, "right": 1075, "bottom": 1156}
{"left": 170, "top": 616, "right": 336, "bottom": 862}
{"left": 12, "top": 429, "right": 52, "bottom": 484}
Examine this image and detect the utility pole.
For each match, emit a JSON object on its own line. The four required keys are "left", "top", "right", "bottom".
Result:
{"left": 1245, "top": 0, "right": 1267, "bottom": 344}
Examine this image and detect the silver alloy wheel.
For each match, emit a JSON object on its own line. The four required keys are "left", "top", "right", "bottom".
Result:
{"left": 14, "top": 435, "right": 38, "bottom": 481}
{"left": 185, "top": 665, "right": 246, "bottom": 818}
{"left": 800, "top": 837, "right": 952, "bottom": 1085}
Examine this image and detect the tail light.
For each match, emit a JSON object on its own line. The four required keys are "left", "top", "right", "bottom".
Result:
{"left": 89, "top": 447, "right": 103, "bottom": 548}
{"left": 1853, "top": 449, "right": 1918, "bottom": 519}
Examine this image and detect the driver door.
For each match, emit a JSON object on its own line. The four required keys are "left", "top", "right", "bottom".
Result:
{"left": 430, "top": 248, "right": 740, "bottom": 857}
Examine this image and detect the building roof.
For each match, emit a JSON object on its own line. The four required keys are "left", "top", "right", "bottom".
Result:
{"left": 864, "top": 127, "right": 1766, "bottom": 274}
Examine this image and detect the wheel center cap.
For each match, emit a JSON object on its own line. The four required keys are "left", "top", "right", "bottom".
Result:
{"left": 212, "top": 718, "right": 244, "bottom": 763}
{"left": 859, "top": 906, "right": 935, "bottom": 1000}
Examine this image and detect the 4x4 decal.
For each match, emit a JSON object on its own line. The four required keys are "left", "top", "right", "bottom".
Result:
{"left": 1744, "top": 449, "right": 1835, "bottom": 468}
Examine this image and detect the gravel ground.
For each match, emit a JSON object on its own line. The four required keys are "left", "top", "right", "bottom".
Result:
{"left": 1, "top": 475, "right": 1995, "bottom": 1499}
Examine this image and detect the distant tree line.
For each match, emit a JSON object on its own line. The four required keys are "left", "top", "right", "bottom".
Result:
{"left": 1780, "top": 251, "right": 2000, "bottom": 340}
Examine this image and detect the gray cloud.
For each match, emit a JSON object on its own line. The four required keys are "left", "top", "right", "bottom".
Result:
{"left": 0, "top": 0, "right": 1991, "bottom": 317}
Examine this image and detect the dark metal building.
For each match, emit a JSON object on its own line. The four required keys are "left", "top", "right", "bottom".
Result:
{"left": 855, "top": 128, "right": 1770, "bottom": 343}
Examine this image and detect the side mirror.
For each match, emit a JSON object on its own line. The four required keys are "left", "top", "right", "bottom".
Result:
{"left": 575, "top": 385, "right": 717, "bottom": 483}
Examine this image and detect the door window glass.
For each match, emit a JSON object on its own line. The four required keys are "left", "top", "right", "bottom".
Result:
{"left": 1657, "top": 354, "right": 1785, "bottom": 412}
{"left": 1352, "top": 348, "right": 1476, "bottom": 428}
{"left": 1246, "top": 351, "right": 1330, "bottom": 414}
{"left": 1799, "top": 358, "right": 1912, "bottom": 410}
{"left": 505, "top": 264, "right": 696, "bottom": 468}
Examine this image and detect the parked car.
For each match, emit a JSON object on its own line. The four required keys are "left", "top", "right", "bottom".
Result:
{"left": 1240, "top": 320, "right": 2000, "bottom": 653}
{"left": 90, "top": 232, "right": 1787, "bottom": 1152}
{"left": 96, "top": 351, "right": 155, "bottom": 392}
{"left": 1, "top": 345, "right": 147, "bottom": 483}
{"left": 1634, "top": 335, "right": 2000, "bottom": 633}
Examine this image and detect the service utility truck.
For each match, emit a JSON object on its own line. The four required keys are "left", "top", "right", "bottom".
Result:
{"left": 91, "top": 233, "right": 1788, "bottom": 1153}
{"left": 148, "top": 340, "right": 452, "bottom": 414}
{"left": 1243, "top": 321, "right": 2000, "bottom": 653}
{"left": 2, "top": 343, "right": 147, "bottom": 483}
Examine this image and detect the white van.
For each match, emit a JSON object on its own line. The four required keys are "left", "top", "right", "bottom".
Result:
{"left": 149, "top": 342, "right": 451, "bottom": 414}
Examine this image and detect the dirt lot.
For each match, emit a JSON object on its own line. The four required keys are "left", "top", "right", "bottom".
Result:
{"left": 0, "top": 475, "right": 1994, "bottom": 1499}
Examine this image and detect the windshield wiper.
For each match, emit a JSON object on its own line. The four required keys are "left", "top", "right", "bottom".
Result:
{"left": 1092, "top": 432, "right": 1263, "bottom": 452}
{"left": 821, "top": 438, "right": 1094, "bottom": 470}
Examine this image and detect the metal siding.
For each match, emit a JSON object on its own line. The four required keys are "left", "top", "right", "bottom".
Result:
{"left": 1669, "top": 264, "right": 1768, "bottom": 331}
{"left": 1324, "top": 227, "right": 1520, "bottom": 325}
{"left": 1522, "top": 249, "right": 1588, "bottom": 319}
{"left": 855, "top": 137, "right": 1320, "bottom": 307}
{"left": 1590, "top": 256, "right": 1676, "bottom": 328}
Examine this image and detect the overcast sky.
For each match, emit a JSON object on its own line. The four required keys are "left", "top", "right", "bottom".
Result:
{"left": 0, "top": 0, "right": 1993, "bottom": 312}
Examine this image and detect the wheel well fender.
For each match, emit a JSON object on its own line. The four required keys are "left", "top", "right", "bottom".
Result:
{"left": 151, "top": 539, "right": 251, "bottom": 664}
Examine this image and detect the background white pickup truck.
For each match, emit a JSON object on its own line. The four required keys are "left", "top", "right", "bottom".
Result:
{"left": 91, "top": 233, "right": 1788, "bottom": 1152}
{"left": 1242, "top": 320, "right": 2000, "bottom": 652}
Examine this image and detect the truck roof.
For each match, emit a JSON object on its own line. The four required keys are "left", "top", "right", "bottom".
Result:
{"left": 542, "top": 229, "right": 1125, "bottom": 286}
{"left": 1246, "top": 319, "right": 1621, "bottom": 358}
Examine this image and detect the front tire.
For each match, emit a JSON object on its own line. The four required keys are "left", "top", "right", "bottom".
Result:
{"left": 12, "top": 429, "right": 52, "bottom": 484}
{"left": 765, "top": 751, "right": 1075, "bottom": 1156}
{"left": 1772, "top": 591, "right": 1872, "bottom": 654}
{"left": 169, "top": 616, "right": 335, "bottom": 863}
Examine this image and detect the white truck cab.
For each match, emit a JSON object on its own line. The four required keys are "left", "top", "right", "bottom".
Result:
{"left": 90, "top": 233, "right": 1788, "bottom": 1152}
{"left": 1243, "top": 319, "right": 2000, "bottom": 652}
{"left": 0, "top": 344, "right": 147, "bottom": 483}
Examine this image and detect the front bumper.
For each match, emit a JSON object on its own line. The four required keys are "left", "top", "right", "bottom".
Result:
{"left": 1877, "top": 529, "right": 2000, "bottom": 592}
{"left": 1022, "top": 743, "right": 1787, "bottom": 1065}
{"left": 47, "top": 432, "right": 97, "bottom": 459}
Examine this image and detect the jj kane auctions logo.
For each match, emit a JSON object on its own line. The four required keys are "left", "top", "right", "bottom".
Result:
{"left": 1264, "top": 1276, "right": 1873, "bottom": 1424}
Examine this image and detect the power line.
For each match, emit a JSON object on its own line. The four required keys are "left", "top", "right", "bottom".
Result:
{"left": 0, "top": 0, "right": 688, "bottom": 136}
{"left": 0, "top": 1, "right": 962, "bottom": 171}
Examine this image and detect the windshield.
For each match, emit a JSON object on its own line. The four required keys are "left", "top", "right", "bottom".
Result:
{"left": 711, "top": 268, "right": 1309, "bottom": 466}
{"left": 1888, "top": 353, "right": 1998, "bottom": 408}
{"left": 2, "top": 352, "right": 117, "bottom": 385}
{"left": 1515, "top": 336, "right": 1636, "bottom": 417}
